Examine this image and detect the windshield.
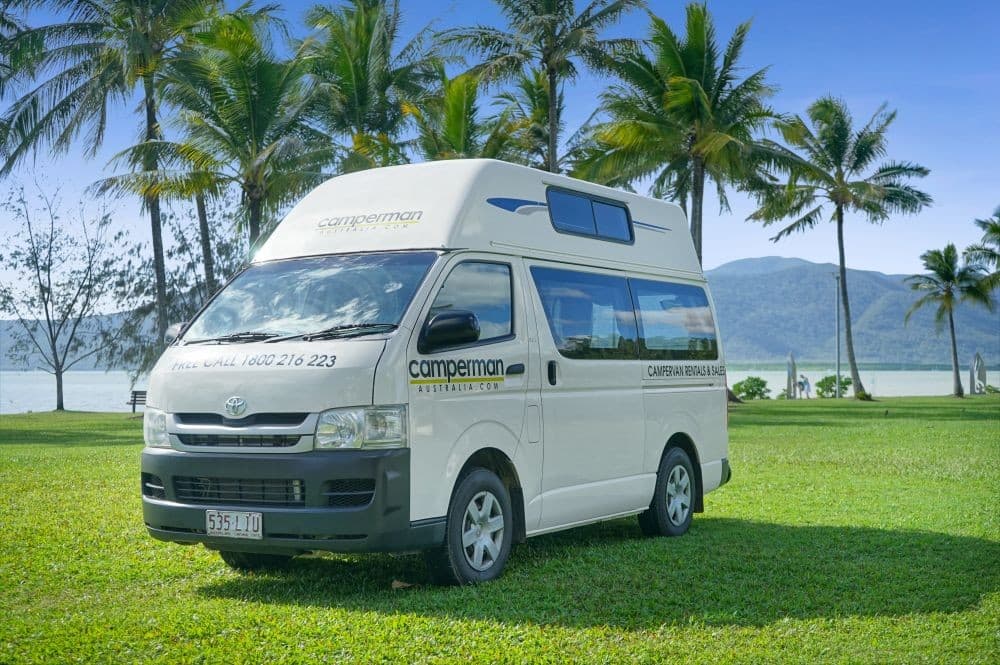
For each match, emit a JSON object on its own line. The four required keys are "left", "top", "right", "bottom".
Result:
{"left": 182, "top": 252, "right": 438, "bottom": 343}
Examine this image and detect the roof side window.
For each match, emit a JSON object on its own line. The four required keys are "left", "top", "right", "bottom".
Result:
{"left": 547, "top": 188, "right": 596, "bottom": 235}
{"left": 545, "top": 187, "right": 633, "bottom": 243}
{"left": 593, "top": 200, "right": 631, "bottom": 242}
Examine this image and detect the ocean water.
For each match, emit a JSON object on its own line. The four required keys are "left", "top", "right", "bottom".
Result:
{"left": 726, "top": 369, "right": 999, "bottom": 398}
{"left": 1, "top": 368, "right": 997, "bottom": 414}
{"left": 0, "top": 371, "right": 147, "bottom": 414}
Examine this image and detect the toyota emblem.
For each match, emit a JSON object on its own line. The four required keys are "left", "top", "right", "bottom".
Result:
{"left": 224, "top": 396, "right": 247, "bottom": 417}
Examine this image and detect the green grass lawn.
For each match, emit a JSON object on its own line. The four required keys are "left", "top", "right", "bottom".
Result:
{"left": 1, "top": 397, "right": 998, "bottom": 663}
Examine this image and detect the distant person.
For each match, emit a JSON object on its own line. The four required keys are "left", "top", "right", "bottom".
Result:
{"left": 800, "top": 374, "right": 811, "bottom": 398}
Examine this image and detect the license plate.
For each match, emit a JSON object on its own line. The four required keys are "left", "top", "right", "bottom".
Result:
{"left": 206, "top": 510, "right": 263, "bottom": 540}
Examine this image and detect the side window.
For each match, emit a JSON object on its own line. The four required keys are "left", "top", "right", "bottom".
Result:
{"left": 546, "top": 188, "right": 634, "bottom": 243}
{"left": 630, "top": 278, "right": 718, "bottom": 360}
{"left": 428, "top": 262, "right": 513, "bottom": 344}
{"left": 592, "top": 200, "right": 631, "bottom": 242}
{"left": 547, "top": 189, "right": 596, "bottom": 235}
{"left": 530, "top": 266, "right": 638, "bottom": 359}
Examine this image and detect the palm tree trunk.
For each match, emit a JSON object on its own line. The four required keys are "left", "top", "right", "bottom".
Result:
{"left": 143, "top": 75, "right": 168, "bottom": 343}
{"left": 836, "top": 205, "right": 868, "bottom": 398}
{"left": 195, "top": 192, "right": 217, "bottom": 296}
{"left": 248, "top": 198, "right": 262, "bottom": 245}
{"left": 690, "top": 157, "right": 705, "bottom": 265}
{"left": 947, "top": 308, "right": 964, "bottom": 397}
{"left": 546, "top": 66, "right": 559, "bottom": 173}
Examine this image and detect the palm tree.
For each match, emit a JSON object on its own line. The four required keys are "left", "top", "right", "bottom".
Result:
{"left": 905, "top": 244, "right": 993, "bottom": 397}
{"left": 0, "top": 0, "right": 222, "bottom": 342}
{"left": 404, "top": 67, "right": 522, "bottom": 161}
{"left": 495, "top": 68, "right": 562, "bottom": 169}
{"left": 100, "top": 9, "right": 336, "bottom": 246}
{"left": 749, "top": 97, "right": 932, "bottom": 399}
{"left": 964, "top": 206, "right": 1000, "bottom": 291}
{"left": 305, "top": 0, "right": 438, "bottom": 172}
{"left": 572, "top": 5, "right": 778, "bottom": 263}
{"left": 442, "top": 0, "right": 643, "bottom": 173}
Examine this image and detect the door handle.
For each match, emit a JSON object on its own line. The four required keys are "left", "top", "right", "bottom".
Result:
{"left": 505, "top": 363, "right": 525, "bottom": 376}
{"left": 547, "top": 360, "right": 558, "bottom": 386}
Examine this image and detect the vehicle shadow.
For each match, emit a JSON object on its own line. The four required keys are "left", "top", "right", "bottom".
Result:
{"left": 196, "top": 517, "right": 999, "bottom": 629}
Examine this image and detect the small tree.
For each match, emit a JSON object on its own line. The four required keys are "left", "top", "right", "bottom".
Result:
{"left": 815, "top": 375, "right": 852, "bottom": 398}
{"left": 106, "top": 200, "right": 248, "bottom": 383}
{"left": 0, "top": 187, "right": 126, "bottom": 410}
{"left": 732, "top": 376, "right": 770, "bottom": 400}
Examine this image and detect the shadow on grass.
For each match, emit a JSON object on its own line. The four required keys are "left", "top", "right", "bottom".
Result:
{"left": 197, "top": 517, "right": 999, "bottom": 629}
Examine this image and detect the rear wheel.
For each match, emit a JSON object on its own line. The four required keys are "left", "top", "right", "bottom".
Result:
{"left": 218, "top": 550, "right": 292, "bottom": 572}
{"left": 639, "top": 447, "right": 695, "bottom": 537}
{"left": 425, "top": 468, "right": 513, "bottom": 585}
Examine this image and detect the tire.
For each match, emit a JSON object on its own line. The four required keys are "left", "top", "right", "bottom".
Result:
{"left": 218, "top": 550, "right": 293, "bottom": 572}
{"left": 425, "top": 468, "right": 513, "bottom": 585}
{"left": 638, "top": 447, "right": 696, "bottom": 537}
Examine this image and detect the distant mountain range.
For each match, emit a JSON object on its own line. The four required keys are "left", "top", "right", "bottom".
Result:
{"left": 706, "top": 257, "right": 999, "bottom": 366}
{"left": 2, "top": 257, "right": 997, "bottom": 370}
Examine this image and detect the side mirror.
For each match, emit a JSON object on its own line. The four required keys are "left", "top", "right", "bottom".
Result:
{"left": 165, "top": 322, "right": 188, "bottom": 344}
{"left": 418, "top": 310, "right": 480, "bottom": 353}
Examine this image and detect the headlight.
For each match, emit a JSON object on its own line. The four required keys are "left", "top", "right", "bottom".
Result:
{"left": 316, "top": 406, "right": 407, "bottom": 449}
{"left": 143, "top": 408, "right": 170, "bottom": 448}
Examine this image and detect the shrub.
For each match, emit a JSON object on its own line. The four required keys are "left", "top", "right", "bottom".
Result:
{"left": 816, "top": 375, "right": 852, "bottom": 398}
{"left": 733, "top": 376, "right": 771, "bottom": 400}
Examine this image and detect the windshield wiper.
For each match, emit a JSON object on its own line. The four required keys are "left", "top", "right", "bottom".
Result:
{"left": 184, "top": 331, "right": 280, "bottom": 345}
{"left": 267, "top": 323, "right": 399, "bottom": 343}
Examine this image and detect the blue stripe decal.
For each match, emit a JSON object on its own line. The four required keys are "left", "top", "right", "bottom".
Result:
{"left": 633, "top": 220, "right": 670, "bottom": 232}
{"left": 487, "top": 197, "right": 547, "bottom": 213}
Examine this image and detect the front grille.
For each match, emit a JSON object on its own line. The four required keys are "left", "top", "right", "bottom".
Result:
{"left": 175, "top": 413, "right": 308, "bottom": 427}
{"left": 177, "top": 434, "right": 300, "bottom": 448}
{"left": 323, "top": 478, "right": 376, "bottom": 507}
{"left": 174, "top": 476, "right": 306, "bottom": 507}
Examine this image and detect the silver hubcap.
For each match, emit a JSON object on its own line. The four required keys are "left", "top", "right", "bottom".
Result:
{"left": 462, "top": 490, "right": 505, "bottom": 571}
{"left": 666, "top": 464, "right": 691, "bottom": 526}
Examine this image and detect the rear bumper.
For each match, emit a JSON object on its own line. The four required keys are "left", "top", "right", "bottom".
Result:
{"left": 141, "top": 448, "right": 444, "bottom": 554}
{"left": 720, "top": 457, "right": 733, "bottom": 486}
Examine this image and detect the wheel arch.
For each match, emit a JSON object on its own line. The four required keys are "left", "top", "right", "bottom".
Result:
{"left": 663, "top": 432, "right": 704, "bottom": 513}
{"left": 458, "top": 447, "right": 526, "bottom": 544}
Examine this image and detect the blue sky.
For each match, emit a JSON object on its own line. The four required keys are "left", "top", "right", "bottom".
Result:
{"left": 2, "top": 0, "right": 997, "bottom": 275}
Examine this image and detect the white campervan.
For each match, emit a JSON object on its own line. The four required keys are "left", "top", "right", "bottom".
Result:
{"left": 141, "top": 159, "right": 731, "bottom": 584}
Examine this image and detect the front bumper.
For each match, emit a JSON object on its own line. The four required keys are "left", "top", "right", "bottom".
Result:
{"left": 141, "top": 448, "right": 444, "bottom": 554}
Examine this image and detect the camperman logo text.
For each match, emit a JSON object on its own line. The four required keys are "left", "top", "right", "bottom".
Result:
{"left": 409, "top": 358, "right": 505, "bottom": 393}
{"left": 316, "top": 209, "right": 424, "bottom": 233}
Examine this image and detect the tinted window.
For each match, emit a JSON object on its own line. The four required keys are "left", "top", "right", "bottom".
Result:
{"left": 547, "top": 189, "right": 596, "bottom": 235}
{"left": 546, "top": 188, "right": 633, "bottom": 243}
{"left": 630, "top": 278, "right": 718, "bottom": 360}
{"left": 593, "top": 200, "right": 632, "bottom": 241}
{"left": 530, "top": 267, "right": 638, "bottom": 359}
{"left": 429, "top": 262, "right": 513, "bottom": 343}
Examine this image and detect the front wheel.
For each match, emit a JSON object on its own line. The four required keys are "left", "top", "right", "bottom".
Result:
{"left": 425, "top": 468, "right": 513, "bottom": 585}
{"left": 638, "top": 447, "right": 696, "bottom": 537}
{"left": 218, "top": 550, "right": 292, "bottom": 572}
